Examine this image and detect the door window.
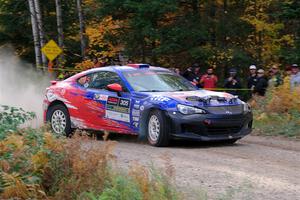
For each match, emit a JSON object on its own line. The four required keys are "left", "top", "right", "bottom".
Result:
{"left": 79, "top": 71, "right": 127, "bottom": 92}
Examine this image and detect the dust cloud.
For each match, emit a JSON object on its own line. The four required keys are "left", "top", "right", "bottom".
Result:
{"left": 0, "top": 46, "right": 52, "bottom": 127}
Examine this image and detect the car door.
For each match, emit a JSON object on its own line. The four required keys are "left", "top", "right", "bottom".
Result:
{"left": 79, "top": 71, "right": 133, "bottom": 133}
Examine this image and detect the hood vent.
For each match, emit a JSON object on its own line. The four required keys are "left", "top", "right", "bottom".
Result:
{"left": 186, "top": 95, "right": 238, "bottom": 105}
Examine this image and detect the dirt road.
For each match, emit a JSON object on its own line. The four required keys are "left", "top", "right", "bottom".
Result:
{"left": 98, "top": 135, "right": 300, "bottom": 200}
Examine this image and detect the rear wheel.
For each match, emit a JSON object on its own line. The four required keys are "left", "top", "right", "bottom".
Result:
{"left": 47, "top": 104, "right": 72, "bottom": 136}
{"left": 147, "top": 110, "right": 170, "bottom": 147}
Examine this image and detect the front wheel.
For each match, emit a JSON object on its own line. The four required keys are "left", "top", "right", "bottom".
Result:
{"left": 147, "top": 110, "right": 170, "bottom": 147}
{"left": 46, "top": 104, "right": 72, "bottom": 136}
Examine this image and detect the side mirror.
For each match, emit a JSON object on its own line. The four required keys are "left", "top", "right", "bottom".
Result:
{"left": 107, "top": 83, "right": 123, "bottom": 93}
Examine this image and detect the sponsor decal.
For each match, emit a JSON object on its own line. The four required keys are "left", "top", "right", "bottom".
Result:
{"left": 150, "top": 96, "right": 170, "bottom": 102}
{"left": 94, "top": 94, "right": 108, "bottom": 101}
{"left": 132, "top": 109, "right": 140, "bottom": 117}
{"left": 105, "top": 110, "right": 130, "bottom": 123}
{"left": 119, "top": 98, "right": 130, "bottom": 108}
{"left": 107, "top": 105, "right": 129, "bottom": 113}
{"left": 132, "top": 116, "right": 139, "bottom": 122}
{"left": 105, "top": 96, "right": 131, "bottom": 122}
{"left": 133, "top": 104, "right": 140, "bottom": 109}
{"left": 107, "top": 96, "right": 119, "bottom": 105}
{"left": 46, "top": 90, "right": 56, "bottom": 102}
{"left": 133, "top": 122, "right": 139, "bottom": 128}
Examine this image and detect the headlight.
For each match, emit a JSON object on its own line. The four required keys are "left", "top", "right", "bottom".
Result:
{"left": 177, "top": 104, "right": 206, "bottom": 115}
{"left": 243, "top": 103, "right": 251, "bottom": 113}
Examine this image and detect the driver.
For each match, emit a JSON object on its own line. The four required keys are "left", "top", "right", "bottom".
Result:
{"left": 78, "top": 75, "right": 91, "bottom": 87}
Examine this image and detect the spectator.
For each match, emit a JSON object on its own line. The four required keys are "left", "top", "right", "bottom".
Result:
{"left": 174, "top": 68, "right": 181, "bottom": 75}
{"left": 199, "top": 67, "right": 218, "bottom": 89}
{"left": 224, "top": 68, "right": 242, "bottom": 96}
{"left": 268, "top": 65, "right": 283, "bottom": 87}
{"left": 193, "top": 64, "right": 202, "bottom": 87}
{"left": 247, "top": 65, "right": 258, "bottom": 90}
{"left": 254, "top": 69, "right": 268, "bottom": 96}
{"left": 290, "top": 64, "right": 300, "bottom": 89}
{"left": 183, "top": 64, "right": 198, "bottom": 84}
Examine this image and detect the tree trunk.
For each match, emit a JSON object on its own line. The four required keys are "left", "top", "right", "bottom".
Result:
{"left": 55, "top": 0, "right": 64, "bottom": 65}
{"left": 34, "top": 0, "right": 47, "bottom": 69}
{"left": 28, "top": 0, "right": 42, "bottom": 69}
{"left": 76, "top": 0, "right": 87, "bottom": 59}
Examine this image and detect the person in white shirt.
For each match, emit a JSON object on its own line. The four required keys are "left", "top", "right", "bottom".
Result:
{"left": 290, "top": 64, "right": 300, "bottom": 89}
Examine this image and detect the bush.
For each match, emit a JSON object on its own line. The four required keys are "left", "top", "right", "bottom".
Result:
{"left": 251, "top": 82, "right": 300, "bottom": 138}
{"left": 0, "top": 105, "right": 35, "bottom": 138}
{"left": 0, "top": 106, "right": 180, "bottom": 199}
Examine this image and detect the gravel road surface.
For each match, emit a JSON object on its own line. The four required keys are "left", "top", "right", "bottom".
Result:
{"left": 92, "top": 135, "right": 300, "bottom": 200}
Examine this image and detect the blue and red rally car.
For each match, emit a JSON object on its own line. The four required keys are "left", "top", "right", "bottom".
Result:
{"left": 43, "top": 64, "right": 252, "bottom": 146}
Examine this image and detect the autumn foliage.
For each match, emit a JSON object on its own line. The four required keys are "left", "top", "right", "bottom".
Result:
{"left": 0, "top": 107, "right": 179, "bottom": 199}
{"left": 252, "top": 83, "right": 300, "bottom": 138}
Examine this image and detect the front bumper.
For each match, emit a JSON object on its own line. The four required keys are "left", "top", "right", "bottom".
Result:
{"left": 166, "top": 111, "right": 253, "bottom": 141}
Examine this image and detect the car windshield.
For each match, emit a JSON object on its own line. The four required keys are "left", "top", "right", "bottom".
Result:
{"left": 122, "top": 70, "right": 197, "bottom": 92}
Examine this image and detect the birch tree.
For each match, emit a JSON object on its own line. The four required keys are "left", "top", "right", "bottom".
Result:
{"left": 76, "top": 0, "right": 87, "bottom": 58}
{"left": 34, "top": 0, "right": 47, "bottom": 68}
{"left": 28, "top": 0, "right": 42, "bottom": 68}
{"left": 55, "top": 0, "right": 64, "bottom": 64}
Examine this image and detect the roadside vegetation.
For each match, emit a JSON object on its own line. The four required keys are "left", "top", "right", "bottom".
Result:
{"left": 0, "top": 105, "right": 179, "bottom": 199}
{"left": 252, "top": 84, "right": 300, "bottom": 139}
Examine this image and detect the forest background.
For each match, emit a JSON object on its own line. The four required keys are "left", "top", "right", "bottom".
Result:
{"left": 0, "top": 0, "right": 299, "bottom": 81}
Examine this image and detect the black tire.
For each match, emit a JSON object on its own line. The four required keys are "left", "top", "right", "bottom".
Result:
{"left": 146, "top": 110, "right": 170, "bottom": 147}
{"left": 46, "top": 104, "right": 72, "bottom": 137}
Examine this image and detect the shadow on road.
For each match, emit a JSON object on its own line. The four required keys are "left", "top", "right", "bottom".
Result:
{"left": 91, "top": 131, "right": 246, "bottom": 149}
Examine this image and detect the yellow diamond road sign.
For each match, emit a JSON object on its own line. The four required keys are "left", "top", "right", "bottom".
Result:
{"left": 41, "top": 40, "right": 63, "bottom": 62}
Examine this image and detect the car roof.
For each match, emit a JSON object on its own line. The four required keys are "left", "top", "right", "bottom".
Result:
{"left": 92, "top": 65, "right": 170, "bottom": 72}
{"left": 65, "top": 65, "right": 172, "bottom": 81}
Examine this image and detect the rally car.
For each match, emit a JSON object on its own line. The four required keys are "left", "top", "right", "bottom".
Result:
{"left": 43, "top": 64, "right": 252, "bottom": 146}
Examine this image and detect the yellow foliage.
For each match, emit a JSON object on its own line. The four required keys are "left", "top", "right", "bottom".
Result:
{"left": 0, "top": 160, "right": 10, "bottom": 172}
{"left": 4, "top": 135, "right": 24, "bottom": 150}
{"left": 1, "top": 172, "right": 28, "bottom": 199}
{"left": 128, "top": 162, "right": 150, "bottom": 199}
{"left": 44, "top": 132, "right": 63, "bottom": 152}
{"left": 266, "top": 82, "right": 300, "bottom": 113}
{"left": 86, "top": 16, "right": 122, "bottom": 60}
{"left": 75, "top": 59, "right": 95, "bottom": 71}
{"left": 31, "top": 151, "right": 49, "bottom": 172}
{"left": 241, "top": 0, "right": 294, "bottom": 65}
{"left": 0, "top": 172, "right": 46, "bottom": 199}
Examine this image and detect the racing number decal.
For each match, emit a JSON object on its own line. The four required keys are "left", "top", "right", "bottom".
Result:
{"left": 119, "top": 99, "right": 130, "bottom": 107}
{"left": 105, "top": 97, "right": 131, "bottom": 122}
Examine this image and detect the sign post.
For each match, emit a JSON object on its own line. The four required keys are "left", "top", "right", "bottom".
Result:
{"left": 41, "top": 40, "right": 63, "bottom": 72}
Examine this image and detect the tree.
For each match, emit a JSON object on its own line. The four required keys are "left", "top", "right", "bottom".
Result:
{"left": 241, "top": 0, "right": 294, "bottom": 66}
{"left": 55, "top": 0, "right": 64, "bottom": 65}
{"left": 34, "top": 0, "right": 47, "bottom": 68}
{"left": 28, "top": 0, "right": 42, "bottom": 68}
{"left": 76, "top": 0, "right": 87, "bottom": 59}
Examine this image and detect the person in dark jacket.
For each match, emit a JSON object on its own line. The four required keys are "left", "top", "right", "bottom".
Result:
{"left": 247, "top": 65, "right": 258, "bottom": 90}
{"left": 183, "top": 63, "right": 200, "bottom": 85}
{"left": 224, "top": 68, "right": 242, "bottom": 96}
{"left": 254, "top": 69, "right": 268, "bottom": 96}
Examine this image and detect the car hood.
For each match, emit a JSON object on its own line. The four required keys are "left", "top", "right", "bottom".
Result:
{"left": 139, "top": 90, "right": 242, "bottom": 107}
